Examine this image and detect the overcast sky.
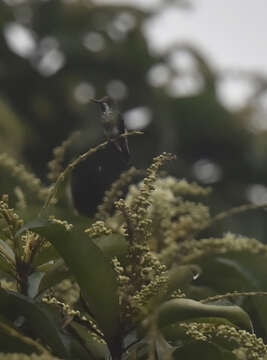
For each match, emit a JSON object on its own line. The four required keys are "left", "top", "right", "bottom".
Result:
{"left": 95, "top": 0, "right": 267, "bottom": 109}
{"left": 144, "top": 0, "right": 267, "bottom": 73}
{"left": 5, "top": 0, "right": 267, "bottom": 110}
{"left": 101, "top": 0, "right": 267, "bottom": 72}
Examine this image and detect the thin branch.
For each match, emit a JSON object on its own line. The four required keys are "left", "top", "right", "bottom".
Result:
{"left": 40, "top": 131, "right": 143, "bottom": 214}
{"left": 201, "top": 291, "right": 267, "bottom": 304}
{"left": 198, "top": 202, "right": 267, "bottom": 235}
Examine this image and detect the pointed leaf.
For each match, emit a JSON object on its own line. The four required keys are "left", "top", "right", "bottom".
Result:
{"left": 37, "top": 259, "right": 70, "bottom": 295}
{"left": 0, "top": 239, "right": 16, "bottom": 277}
{"left": 157, "top": 298, "right": 252, "bottom": 332}
{"left": 188, "top": 250, "right": 267, "bottom": 337}
{"left": 70, "top": 321, "right": 109, "bottom": 359}
{"left": 0, "top": 318, "right": 38, "bottom": 354}
{"left": 0, "top": 289, "right": 71, "bottom": 358}
{"left": 172, "top": 341, "right": 236, "bottom": 360}
{"left": 34, "top": 222, "right": 121, "bottom": 349}
{"left": 166, "top": 265, "right": 201, "bottom": 295}
{"left": 92, "top": 233, "right": 128, "bottom": 259}
{"left": 27, "top": 271, "right": 45, "bottom": 298}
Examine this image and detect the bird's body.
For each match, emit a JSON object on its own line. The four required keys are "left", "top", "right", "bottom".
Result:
{"left": 92, "top": 96, "right": 130, "bottom": 159}
{"left": 70, "top": 95, "right": 131, "bottom": 216}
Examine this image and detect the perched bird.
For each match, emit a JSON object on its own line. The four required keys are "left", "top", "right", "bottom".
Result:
{"left": 91, "top": 96, "right": 130, "bottom": 163}
{"left": 70, "top": 96, "right": 131, "bottom": 216}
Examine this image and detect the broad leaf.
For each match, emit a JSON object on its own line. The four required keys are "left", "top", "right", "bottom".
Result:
{"left": 0, "top": 289, "right": 71, "bottom": 358}
{"left": 92, "top": 233, "right": 128, "bottom": 260}
{"left": 0, "top": 317, "right": 38, "bottom": 354}
{"left": 37, "top": 259, "right": 70, "bottom": 295}
{"left": 187, "top": 251, "right": 267, "bottom": 337}
{"left": 0, "top": 239, "right": 16, "bottom": 278}
{"left": 157, "top": 298, "right": 252, "bottom": 332}
{"left": 166, "top": 265, "right": 201, "bottom": 295}
{"left": 27, "top": 271, "right": 45, "bottom": 298}
{"left": 34, "top": 221, "right": 121, "bottom": 353}
{"left": 70, "top": 321, "right": 109, "bottom": 359}
{"left": 173, "top": 341, "right": 236, "bottom": 360}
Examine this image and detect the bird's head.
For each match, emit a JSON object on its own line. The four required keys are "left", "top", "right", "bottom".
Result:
{"left": 91, "top": 96, "right": 116, "bottom": 113}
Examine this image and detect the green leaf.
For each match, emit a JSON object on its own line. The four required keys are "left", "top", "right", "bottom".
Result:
{"left": 16, "top": 218, "right": 47, "bottom": 238}
{"left": 0, "top": 239, "right": 16, "bottom": 277}
{"left": 161, "top": 317, "right": 241, "bottom": 343}
{"left": 157, "top": 298, "right": 252, "bottom": 332}
{"left": 37, "top": 259, "right": 70, "bottom": 295}
{"left": 0, "top": 318, "right": 38, "bottom": 354}
{"left": 172, "top": 341, "right": 236, "bottom": 360}
{"left": 34, "top": 221, "right": 121, "bottom": 352}
{"left": 0, "top": 289, "right": 71, "bottom": 358}
{"left": 27, "top": 271, "right": 45, "bottom": 298}
{"left": 70, "top": 321, "right": 109, "bottom": 359}
{"left": 92, "top": 233, "right": 128, "bottom": 260}
{"left": 33, "top": 243, "right": 61, "bottom": 266}
{"left": 188, "top": 251, "right": 267, "bottom": 337}
{"left": 166, "top": 265, "right": 201, "bottom": 295}
{"left": 0, "top": 239, "right": 15, "bottom": 262}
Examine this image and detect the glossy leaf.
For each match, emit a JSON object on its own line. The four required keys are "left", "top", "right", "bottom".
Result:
{"left": 187, "top": 251, "right": 267, "bottom": 337}
{"left": 37, "top": 259, "right": 70, "bottom": 295}
{"left": 172, "top": 341, "right": 236, "bottom": 360}
{"left": 0, "top": 318, "right": 38, "bottom": 354}
{"left": 0, "top": 239, "right": 16, "bottom": 277}
{"left": 33, "top": 243, "right": 61, "bottom": 266}
{"left": 92, "top": 233, "right": 128, "bottom": 260}
{"left": 34, "top": 221, "right": 121, "bottom": 352}
{"left": 166, "top": 265, "right": 201, "bottom": 295}
{"left": 70, "top": 321, "right": 109, "bottom": 359}
{"left": 0, "top": 289, "right": 71, "bottom": 358}
{"left": 27, "top": 271, "right": 45, "bottom": 298}
{"left": 157, "top": 298, "right": 252, "bottom": 332}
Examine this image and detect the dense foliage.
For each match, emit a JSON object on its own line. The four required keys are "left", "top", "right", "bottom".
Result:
{"left": 0, "top": 134, "right": 267, "bottom": 359}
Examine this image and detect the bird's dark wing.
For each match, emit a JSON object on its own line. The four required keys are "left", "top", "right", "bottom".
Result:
{"left": 116, "top": 113, "right": 130, "bottom": 160}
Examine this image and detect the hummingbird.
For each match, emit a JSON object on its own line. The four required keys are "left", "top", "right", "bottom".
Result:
{"left": 91, "top": 96, "right": 130, "bottom": 163}
{"left": 70, "top": 95, "right": 131, "bottom": 216}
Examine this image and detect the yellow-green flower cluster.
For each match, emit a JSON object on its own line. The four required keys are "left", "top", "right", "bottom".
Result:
{"left": 47, "top": 131, "right": 80, "bottom": 183}
{"left": 124, "top": 176, "right": 210, "bottom": 254}
{"left": 131, "top": 273, "right": 168, "bottom": 310}
{"left": 96, "top": 166, "right": 140, "bottom": 220}
{"left": 115, "top": 153, "right": 175, "bottom": 245}
{"left": 164, "top": 201, "right": 210, "bottom": 244}
{"left": 0, "top": 279, "right": 17, "bottom": 291}
{"left": 174, "top": 233, "right": 267, "bottom": 264}
{"left": 48, "top": 216, "right": 73, "bottom": 232}
{"left": 43, "top": 296, "right": 85, "bottom": 319}
{"left": 170, "top": 178, "right": 211, "bottom": 197}
{"left": 21, "top": 231, "right": 42, "bottom": 264}
{"left": 42, "top": 296, "right": 105, "bottom": 343}
{"left": 112, "top": 257, "right": 130, "bottom": 288}
{"left": 131, "top": 153, "right": 176, "bottom": 215}
{"left": 169, "top": 289, "right": 186, "bottom": 299}
{"left": 0, "top": 194, "right": 24, "bottom": 240}
{"left": 0, "top": 153, "right": 50, "bottom": 202}
{"left": 85, "top": 221, "right": 112, "bottom": 238}
{"left": 180, "top": 322, "right": 267, "bottom": 360}
{"left": 107, "top": 154, "right": 175, "bottom": 325}
{"left": 51, "top": 279, "right": 80, "bottom": 305}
